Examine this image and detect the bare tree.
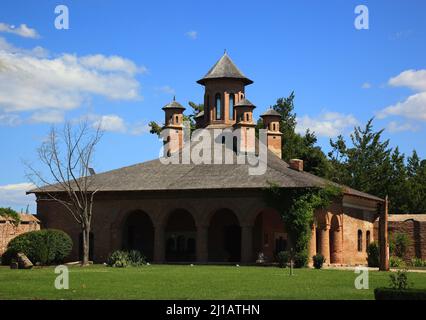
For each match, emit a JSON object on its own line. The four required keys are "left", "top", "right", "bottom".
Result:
{"left": 26, "top": 120, "right": 102, "bottom": 266}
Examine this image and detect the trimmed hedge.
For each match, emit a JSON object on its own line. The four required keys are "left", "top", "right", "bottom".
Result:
{"left": 2, "top": 229, "right": 72, "bottom": 265}
{"left": 374, "top": 288, "right": 426, "bottom": 300}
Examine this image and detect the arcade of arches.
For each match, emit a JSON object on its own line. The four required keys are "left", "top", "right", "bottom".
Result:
{"left": 120, "top": 207, "right": 348, "bottom": 264}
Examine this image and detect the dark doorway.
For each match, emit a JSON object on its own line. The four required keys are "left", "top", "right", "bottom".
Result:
{"left": 208, "top": 209, "right": 241, "bottom": 262}
{"left": 165, "top": 209, "right": 196, "bottom": 262}
{"left": 122, "top": 211, "right": 154, "bottom": 261}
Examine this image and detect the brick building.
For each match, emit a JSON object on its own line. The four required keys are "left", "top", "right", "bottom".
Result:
{"left": 387, "top": 214, "right": 426, "bottom": 261}
{"left": 30, "top": 53, "right": 384, "bottom": 265}
{"left": 0, "top": 213, "right": 40, "bottom": 255}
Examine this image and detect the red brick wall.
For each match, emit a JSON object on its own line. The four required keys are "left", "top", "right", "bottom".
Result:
{"left": 0, "top": 220, "right": 40, "bottom": 255}
{"left": 388, "top": 220, "right": 426, "bottom": 261}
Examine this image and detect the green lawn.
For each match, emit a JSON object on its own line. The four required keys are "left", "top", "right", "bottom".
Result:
{"left": 1, "top": 265, "right": 426, "bottom": 300}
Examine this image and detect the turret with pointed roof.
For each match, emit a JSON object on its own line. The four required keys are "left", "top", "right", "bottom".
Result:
{"left": 197, "top": 53, "right": 252, "bottom": 128}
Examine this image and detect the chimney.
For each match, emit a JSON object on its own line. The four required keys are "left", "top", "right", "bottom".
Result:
{"left": 289, "top": 159, "right": 304, "bottom": 171}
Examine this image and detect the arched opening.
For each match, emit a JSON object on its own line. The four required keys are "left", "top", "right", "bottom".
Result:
{"left": 366, "top": 230, "right": 371, "bottom": 251}
{"left": 208, "top": 209, "right": 241, "bottom": 262}
{"left": 229, "top": 93, "right": 234, "bottom": 120}
{"left": 215, "top": 93, "right": 222, "bottom": 120}
{"left": 329, "top": 215, "right": 342, "bottom": 264}
{"left": 122, "top": 211, "right": 154, "bottom": 261}
{"left": 165, "top": 209, "right": 196, "bottom": 262}
{"left": 253, "top": 209, "right": 286, "bottom": 262}
{"left": 357, "top": 229, "right": 363, "bottom": 252}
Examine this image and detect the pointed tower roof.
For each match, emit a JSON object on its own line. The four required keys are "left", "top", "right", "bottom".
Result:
{"left": 261, "top": 108, "right": 280, "bottom": 117}
{"left": 197, "top": 52, "right": 253, "bottom": 85}
{"left": 234, "top": 98, "right": 256, "bottom": 108}
{"left": 162, "top": 96, "right": 186, "bottom": 110}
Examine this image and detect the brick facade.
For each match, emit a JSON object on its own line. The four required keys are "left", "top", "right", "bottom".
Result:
{"left": 0, "top": 214, "right": 40, "bottom": 255}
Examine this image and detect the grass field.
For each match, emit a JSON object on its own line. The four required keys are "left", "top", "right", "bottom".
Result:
{"left": 1, "top": 265, "right": 426, "bottom": 300}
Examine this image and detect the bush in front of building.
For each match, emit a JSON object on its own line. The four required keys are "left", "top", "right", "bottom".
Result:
{"left": 313, "top": 253, "right": 325, "bottom": 269}
{"left": 2, "top": 229, "right": 72, "bottom": 265}
{"left": 410, "top": 258, "right": 426, "bottom": 268}
{"left": 293, "top": 251, "right": 309, "bottom": 268}
{"left": 276, "top": 251, "right": 289, "bottom": 268}
{"left": 366, "top": 242, "right": 380, "bottom": 267}
{"left": 106, "top": 250, "right": 146, "bottom": 268}
{"left": 389, "top": 256, "right": 406, "bottom": 268}
{"left": 389, "top": 232, "right": 411, "bottom": 259}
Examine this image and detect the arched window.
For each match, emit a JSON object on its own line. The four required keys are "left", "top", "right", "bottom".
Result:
{"left": 233, "top": 136, "right": 238, "bottom": 153}
{"left": 229, "top": 93, "right": 234, "bottom": 120}
{"left": 175, "top": 115, "right": 179, "bottom": 123}
{"left": 366, "top": 230, "right": 371, "bottom": 251}
{"left": 357, "top": 230, "right": 363, "bottom": 252}
{"left": 215, "top": 93, "right": 221, "bottom": 120}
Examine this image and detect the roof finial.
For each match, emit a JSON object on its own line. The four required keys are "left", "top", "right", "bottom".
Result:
{"left": 173, "top": 95, "right": 176, "bottom": 101}
{"left": 224, "top": 48, "right": 227, "bottom": 54}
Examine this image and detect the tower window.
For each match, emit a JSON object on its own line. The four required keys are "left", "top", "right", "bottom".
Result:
{"left": 357, "top": 230, "right": 363, "bottom": 252}
{"left": 229, "top": 93, "right": 234, "bottom": 120}
{"left": 215, "top": 93, "right": 221, "bottom": 120}
{"left": 245, "top": 113, "right": 249, "bottom": 122}
{"left": 175, "top": 115, "right": 179, "bottom": 123}
{"left": 366, "top": 230, "right": 371, "bottom": 251}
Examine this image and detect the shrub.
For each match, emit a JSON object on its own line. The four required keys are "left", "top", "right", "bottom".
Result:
{"left": 313, "top": 253, "right": 325, "bottom": 269}
{"left": 276, "top": 251, "right": 289, "bottom": 268}
{"left": 3, "top": 229, "right": 72, "bottom": 265}
{"left": 389, "top": 269, "right": 410, "bottom": 290}
{"left": 106, "top": 250, "right": 146, "bottom": 268}
{"left": 128, "top": 250, "right": 146, "bottom": 266}
{"left": 389, "top": 232, "right": 411, "bottom": 259}
{"left": 107, "top": 250, "right": 129, "bottom": 268}
{"left": 410, "top": 258, "right": 426, "bottom": 268}
{"left": 374, "top": 288, "right": 426, "bottom": 300}
{"left": 366, "top": 242, "right": 380, "bottom": 267}
{"left": 389, "top": 256, "right": 406, "bottom": 268}
{"left": 293, "top": 251, "right": 308, "bottom": 268}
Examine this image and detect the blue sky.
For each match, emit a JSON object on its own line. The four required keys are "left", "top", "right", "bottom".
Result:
{"left": 0, "top": 0, "right": 425, "bottom": 212}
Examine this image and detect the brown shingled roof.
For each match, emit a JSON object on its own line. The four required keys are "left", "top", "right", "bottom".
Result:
{"left": 197, "top": 53, "right": 253, "bottom": 85}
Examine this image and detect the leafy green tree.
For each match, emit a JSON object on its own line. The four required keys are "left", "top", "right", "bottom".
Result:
{"left": 269, "top": 92, "right": 331, "bottom": 177}
{"left": 328, "top": 118, "right": 393, "bottom": 199}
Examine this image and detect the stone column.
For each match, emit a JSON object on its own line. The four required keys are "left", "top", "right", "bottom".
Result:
{"left": 241, "top": 225, "right": 254, "bottom": 264}
{"left": 308, "top": 224, "right": 317, "bottom": 266}
{"left": 330, "top": 227, "right": 343, "bottom": 264}
{"left": 320, "top": 224, "right": 330, "bottom": 264}
{"left": 153, "top": 224, "right": 165, "bottom": 263}
{"left": 196, "top": 225, "right": 208, "bottom": 263}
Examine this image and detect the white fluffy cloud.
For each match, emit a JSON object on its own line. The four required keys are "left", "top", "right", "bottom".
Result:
{"left": 378, "top": 70, "right": 426, "bottom": 121}
{"left": 387, "top": 121, "right": 419, "bottom": 133}
{"left": 296, "top": 112, "right": 358, "bottom": 138}
{"left": 0, "top": 23, "right": 39, "bottom": 38}
{"left": 83, "top": 113, "right": 149, "bottom": 135}
{"left": 30, "top": 110, "right": 65, "bottom": 124}
{"left": 93, "top": 114, "right": 127, "bottom": 133}
{"left": 0, "top": 182, "right": 36, "bottom": 212}
{"left": 185, "top": 30, "right": 198, "bottom": 40}
{"left": 0, "top": 37, "right": 145, "bottom": 118}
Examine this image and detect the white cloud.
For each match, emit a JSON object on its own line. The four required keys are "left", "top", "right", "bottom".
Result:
{"left": 296, "top": 112, "right": 358, "bottom": 138}
{"left": 0, "top": 113, "right": 21, "bottom": 126}
{"left": 185, "top": 30, "right": 198, "bottom": 40}
{"left": 92, "top": 114, "right": 127, "bottom": 133}
{"left": 30, "top": 110, "right": 64, "bottom": 124}
{"left": 361, "top": 82, "right": 372, "bottom": 89}
{"left": 388, "top": 69, "right": 426, "bottom": 91}
{"left": 155, "top": 85, "right": 175, "bottom": 95}
{"left": 377, "top": 92, "right": 426, "bottom": 120}
{"left": 0, "top": 37, "right": 145, "bottom": 116}
{"left": 0, "top": 23, "right": 39, "bottom": 38}
{"left": 387, "top": 121, "right": 420, "bottom": 133}
{"left": 0, "top": 182, "right": 36, "bottom": 212}
{"left": 378, "top": 69, "right": 426, "bottom": 121}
